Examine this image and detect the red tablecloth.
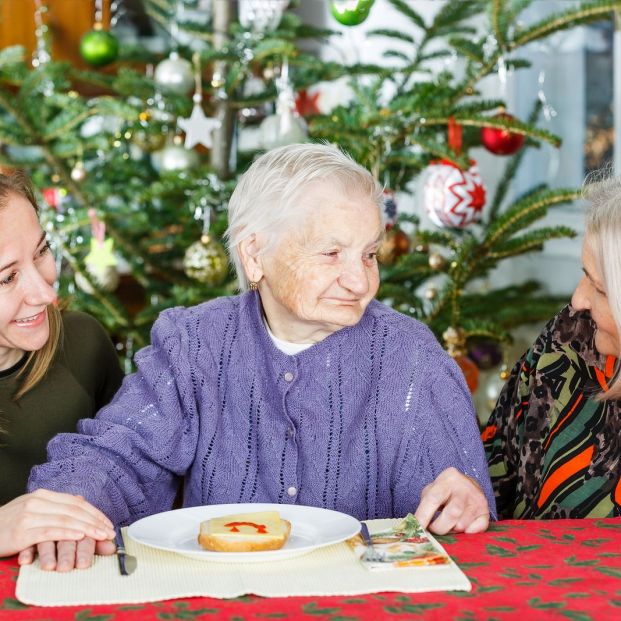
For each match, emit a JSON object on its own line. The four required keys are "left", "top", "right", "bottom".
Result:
{"left": 1, "top": 519, "right": 620, "bottom": 620}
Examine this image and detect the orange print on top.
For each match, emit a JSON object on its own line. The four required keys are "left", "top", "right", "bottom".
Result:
{"left": 224, "top": 521, "right": 268, "bottom": 534}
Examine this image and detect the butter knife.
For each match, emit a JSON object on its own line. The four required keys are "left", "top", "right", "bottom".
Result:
{"left": 115, "top": 528, "right": 137, "bottom": 576}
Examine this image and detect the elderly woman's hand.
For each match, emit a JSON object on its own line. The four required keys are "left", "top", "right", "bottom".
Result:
{"left": 0, "top": 489, "right": 115, "bottom": 560}
{"left": 414, "top": 467, "right": 490, "bottom": 535}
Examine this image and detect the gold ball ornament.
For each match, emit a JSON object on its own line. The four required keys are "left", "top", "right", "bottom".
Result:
{"left": 377, "top": 228, "right": 410, "bottom": 266}
{"left": 183, "top": 234, "right": 229, "bottom": 286}
{"left": 428, "top": 252, "right": 445, "bottom": 270}
{"left": 132, "top": 129, "right": 167, "bottom": 153}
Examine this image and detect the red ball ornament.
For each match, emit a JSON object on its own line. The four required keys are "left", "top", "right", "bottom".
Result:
{"left": 480, "top": 112, "right": 525, "bottom": 156}
{"left": 455, "top": 354, "right": 480, "bottom": 393}
{"left": 424, "top": 159, "right": 487, "bottom": 229}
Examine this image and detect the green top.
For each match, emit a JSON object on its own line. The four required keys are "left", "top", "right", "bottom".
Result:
{"left": 0, "top": 311, "right": 124, "bottom": 505}
{"left": 484, "top": 305, "right": 621, "bottom": 519}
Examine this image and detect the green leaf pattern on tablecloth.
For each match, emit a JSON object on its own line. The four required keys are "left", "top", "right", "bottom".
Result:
{"left": 2, "top": 520, "right": 621, "bottom": 620}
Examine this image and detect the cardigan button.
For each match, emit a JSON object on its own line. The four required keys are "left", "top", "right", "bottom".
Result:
{"left": 284, "top": 372, "right": 294, "bottom": 382}
{"left": 287, "top": 486, "right": 297, "bottom": 497}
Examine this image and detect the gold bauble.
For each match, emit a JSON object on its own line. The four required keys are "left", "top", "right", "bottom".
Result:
{"left": 377, "top": 228, "right": 410, "bottom": 266}
{"left": 428, "top": 252, "right": 445, "bottom": 270}
{"left": 132, "top": 129, "right": 167, "bottom": 153}
{"left": 183, "top": 234, "right": 228, "bottom": 286}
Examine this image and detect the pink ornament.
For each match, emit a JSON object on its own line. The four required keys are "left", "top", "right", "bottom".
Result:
{"left": 424, "top": 159, "right": 486, "bottom": 228}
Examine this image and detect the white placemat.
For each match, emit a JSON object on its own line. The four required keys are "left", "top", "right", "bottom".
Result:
{"left": 16, "top": 520, "right": 470, "bottom": 606}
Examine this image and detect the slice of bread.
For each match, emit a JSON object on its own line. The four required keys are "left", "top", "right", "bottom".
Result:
{"left": 198, "top": 510, "right": 292, "bottom": 552}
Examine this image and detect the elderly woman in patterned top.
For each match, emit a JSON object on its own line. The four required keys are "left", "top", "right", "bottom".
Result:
{"left": 485, "top": 175, "right": 621, "bottom": 519}
{"left": 27, "top": 143, "right": 494, "bottom": 571}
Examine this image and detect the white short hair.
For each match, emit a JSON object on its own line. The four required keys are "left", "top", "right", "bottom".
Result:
{"left": 582, "top": 172, "right": 621, "bottom": 399}
{"left": 224, "top": 142, "right": 383, "bottom": 290}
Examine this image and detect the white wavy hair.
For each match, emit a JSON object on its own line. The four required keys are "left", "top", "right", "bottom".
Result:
{"left": 582, "top": 171, "right": 621, "bottom": 399}
{"left": 224, "top": 142, "right": 383, "bottom": 291}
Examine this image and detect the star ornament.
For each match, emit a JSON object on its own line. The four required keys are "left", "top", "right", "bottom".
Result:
{"left": 178, "top": 104, "right": 221, "bottom": 149}
{"left": 84, "top": 238, "right": 117, "bottom": 270}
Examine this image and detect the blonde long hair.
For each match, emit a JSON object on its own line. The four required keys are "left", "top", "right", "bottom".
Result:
{"left": 0, "top": 172, "right": 63, "bottom": 401}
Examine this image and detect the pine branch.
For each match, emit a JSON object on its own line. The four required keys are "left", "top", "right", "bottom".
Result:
{"left": 509, "top": 0, "right": 621, "bottom": 49}
{"left": 386, "top": 0, "right": 427, "bottom": 29}
{"left": 486, "top": 226, "right": 577, "bottom": 260}
{"left": 366, "top": 29, "right": 416, "bottom": 44}
{"left": 491, "top": 0, "right": 508, "bottom": 49}
{"left": 484, "top": 189, "right": 581, "bottom": 247}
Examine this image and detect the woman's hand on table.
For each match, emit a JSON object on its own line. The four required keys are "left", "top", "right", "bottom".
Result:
{"left": 414, "top": 467, "right": 490, "bottom": 535}
{"left": 0, "top": 489, "right": 115, "bottom": 563}
{"left": 20, "top": 537, "right": 117, "bottom": 572}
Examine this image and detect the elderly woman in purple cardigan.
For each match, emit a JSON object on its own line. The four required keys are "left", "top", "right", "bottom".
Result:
{"left": 27, "top": 143, "right": 495, "bottom": 571}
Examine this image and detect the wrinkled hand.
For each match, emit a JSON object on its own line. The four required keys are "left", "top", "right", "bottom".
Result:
{"left": 414, "top": 467, "right": 490, "bottom": 535}
{"left": 0, "top": 489, "right": 115, "bottom": 560}
{"left": 19, "top": 537, "right": 117, "bottom": 572}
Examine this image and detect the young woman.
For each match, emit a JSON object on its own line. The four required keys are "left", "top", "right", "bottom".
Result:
{"left": 0, "top": 172, "right": 121, "bottom": 565}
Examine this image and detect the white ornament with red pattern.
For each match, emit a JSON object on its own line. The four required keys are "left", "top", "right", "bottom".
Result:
{"left": 423, "top": 159, "right": 487, "bottom": 229}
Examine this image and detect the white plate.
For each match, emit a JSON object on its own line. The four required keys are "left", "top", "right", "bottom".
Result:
{"left": 127, "top": 503, "right": 361, "bottom": 563}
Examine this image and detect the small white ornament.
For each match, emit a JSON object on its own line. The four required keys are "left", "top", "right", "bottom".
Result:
{"left": 259, "top": 58, "right": 307, "bottom": 150}
{"left": 70, "top": 161, "right": 87, "bottom": 182}
{"left": 177, "top": 103, "right": 221, "bottom": 149}
{"left": 74, "top": 265, "right": 120, "bottom": 294}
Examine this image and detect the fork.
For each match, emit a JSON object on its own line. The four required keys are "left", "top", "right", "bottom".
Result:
{"left": 360, "top": 522, "right": 383, "bottom": 562}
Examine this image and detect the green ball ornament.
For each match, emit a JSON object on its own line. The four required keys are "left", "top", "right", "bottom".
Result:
{"left": 80, "top": 28, "right": 119, "bottom": 67}
{"left": 330, "top": 0, "right": 374, "bottom": 26}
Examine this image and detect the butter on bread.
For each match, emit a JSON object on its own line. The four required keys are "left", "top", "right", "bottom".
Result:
{"left": 198, "top": 510, "right": 292, "bottom": 552}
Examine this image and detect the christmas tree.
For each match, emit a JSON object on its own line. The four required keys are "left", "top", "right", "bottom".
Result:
{"left": 0, "top": 0, "right": 618, "bottom": 377}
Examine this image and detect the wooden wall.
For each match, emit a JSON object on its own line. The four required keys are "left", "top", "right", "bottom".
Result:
{"left": 0, "top": 0, "right": 112, "bottom": 68}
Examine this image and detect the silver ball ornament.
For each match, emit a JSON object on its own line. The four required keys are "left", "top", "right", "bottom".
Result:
{"left": 151, "top": 143, "right": 199, "bottom": 173}
{"left": 154, "top": 52, "right": 194, "bottom": 95}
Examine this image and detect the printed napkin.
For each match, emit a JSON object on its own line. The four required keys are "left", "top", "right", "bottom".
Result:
{"left": 351, "top": 514, "right": 451, "bottom": 570}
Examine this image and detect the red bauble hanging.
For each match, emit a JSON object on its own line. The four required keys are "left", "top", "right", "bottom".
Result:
{"left": 423, "top": 159, "right": 487, "bottom": 229}
{"left": 455, "top": 354, "right": 480, "bottom": 393}
{"left": 480, "top": 112, "right": 525, "bottom": 156}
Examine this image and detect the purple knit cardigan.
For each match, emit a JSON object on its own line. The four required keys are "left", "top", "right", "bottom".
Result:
{"left": 29, "top": 292, "right": 496, "bottom": 525}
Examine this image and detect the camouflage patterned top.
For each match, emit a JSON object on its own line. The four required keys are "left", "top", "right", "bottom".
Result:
{"left": 483, "top": 305, "right": 621, "bottom": 519}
